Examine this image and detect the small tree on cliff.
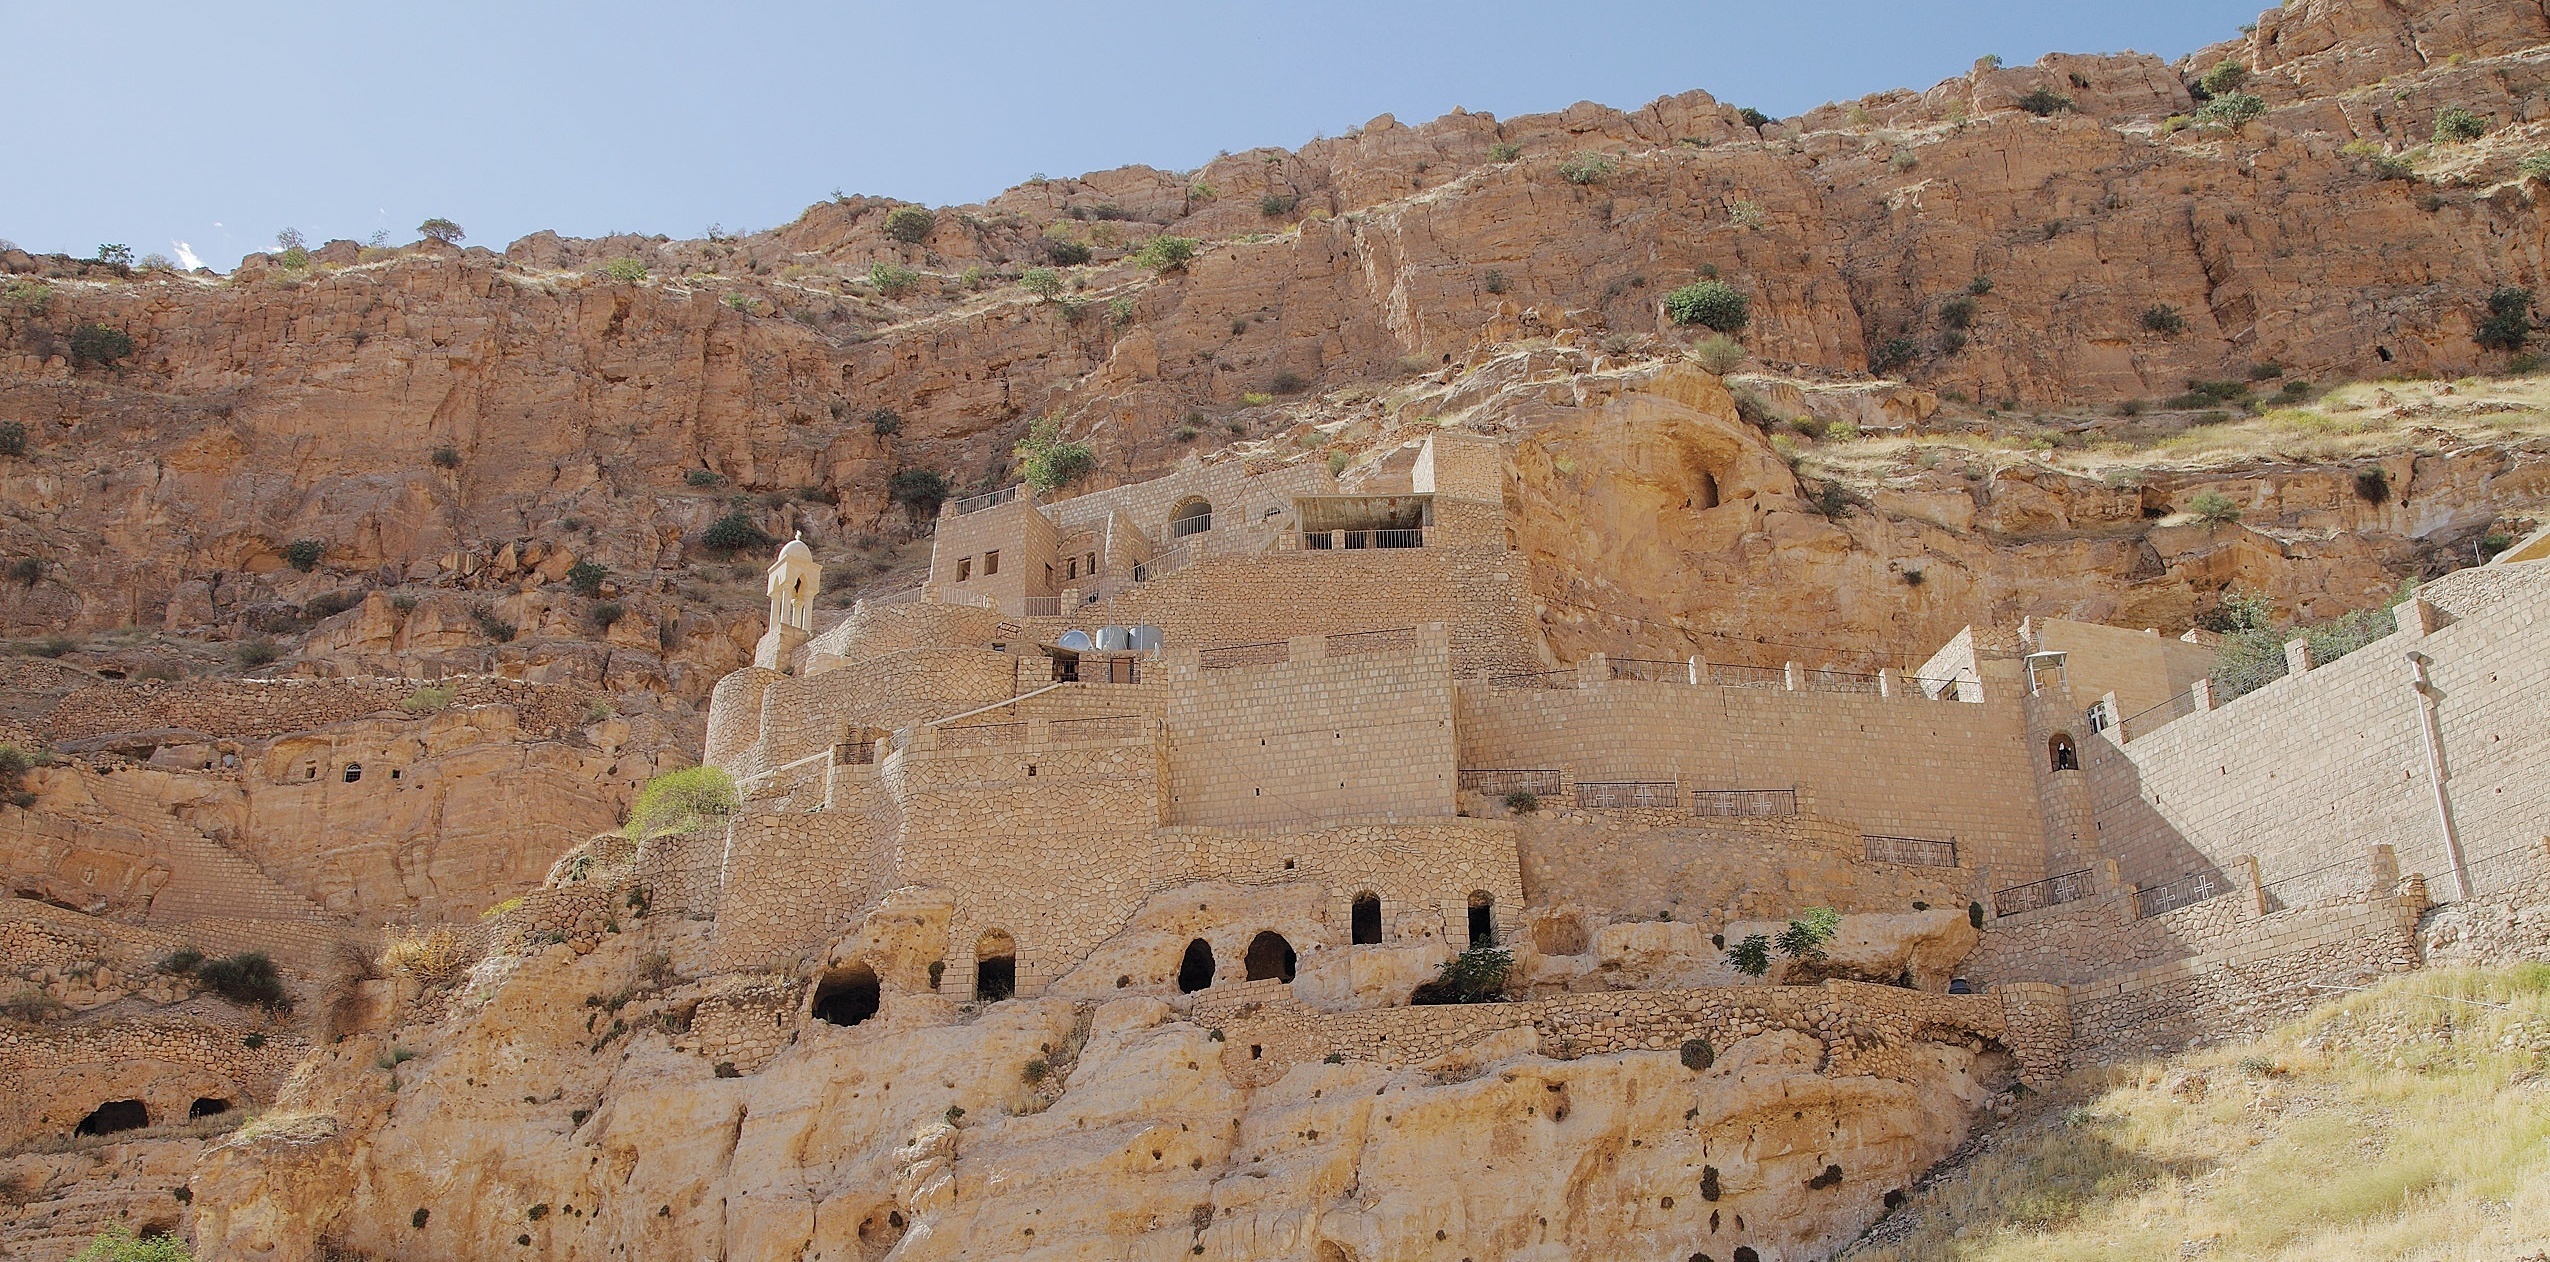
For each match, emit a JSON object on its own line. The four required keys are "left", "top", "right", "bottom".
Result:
{"left": 1664, "top": 280, "right": 1749, "bottom": 334}
{"left": 626, "top": 766, "right": 738, "bottom": 839}
{"left": 418, "top": 218, "right": 465, "bottom": 245}
{"left": 1013, "top": 417, "right": 1095, "bottom": 493}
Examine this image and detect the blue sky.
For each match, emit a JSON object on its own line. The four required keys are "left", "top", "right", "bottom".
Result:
{"left": 2, "top": 1, "right": 2263, "bottom": 270}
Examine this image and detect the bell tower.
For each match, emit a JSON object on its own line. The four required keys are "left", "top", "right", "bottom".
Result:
{"left": 753, "top": 535, "right": 822, "bottom": 670}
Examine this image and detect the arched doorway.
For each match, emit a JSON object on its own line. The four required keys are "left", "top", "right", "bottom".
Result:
{"left": 1351, "top": 893, "right": 1382, "bottom": 946}
{"left": 1244, "top": 931, "right": 1296, "bottom": 983}
{"left": 1168, "top": 498, "right": 1214, "bottom": 539}
{"left": 76, "top": 1100, "right": 149, "bottom": 1136}
{"left": 2049, "top": 733, "right": 2080, "bottom": 772}
{"left": 1467, "top": 891, "right": 1496, "bottom": 947}
{"left": 1177, "top": 938, "right": 1215, "bottom": 993}
{"left": 975, "top": 929, "right": 1017, "bottom": 1002}
{"left": 812, "top": 963, "right": 882, "bottom": 1026}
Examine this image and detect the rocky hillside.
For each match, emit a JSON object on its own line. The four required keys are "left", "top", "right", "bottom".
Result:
{"left": 4, "top": 0, "right": 2549, "bottom": 695}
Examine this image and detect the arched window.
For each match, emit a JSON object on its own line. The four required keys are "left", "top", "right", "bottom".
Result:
{"left": 974, "top": 929, "right": 1017, "bottom": 1002}
{"left": 75, "top": 1100, "right": 149, "bottom": 1136}
{"left": 1243, "top": 931, "right": 1296, "bottom": 983}
{"left": 1169, "top": 498, "right": 1213, "bottom": 539}
{"left": 343, "top": 762, "right": 362, "bottom": 783}
{"left": 811, "top": 963, "right": 881, "bottom": 1026}
{"left": 1351, "top": 893, "right": 1382, "bottom": 946}
{"left": 2049, "top": 733, "right": 2080, "bottom": 772}
{"left": 1467, "top": 891, "right": 1496, "bottom": 947}
{"left": 1177, "top": 938, "right": 1215, "bottom": 993}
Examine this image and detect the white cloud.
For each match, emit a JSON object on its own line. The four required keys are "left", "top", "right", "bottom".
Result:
{"left": 172, "top": 241, "right": 203, "bottom": 270}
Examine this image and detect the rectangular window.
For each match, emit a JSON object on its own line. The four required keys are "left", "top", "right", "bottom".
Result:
{"left": 957, "top": 557, "right": 972, "bottom": 581}
{"left": 984, "top": 550, "right": 1000, "bottom": 576}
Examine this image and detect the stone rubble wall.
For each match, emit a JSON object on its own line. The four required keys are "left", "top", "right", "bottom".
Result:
{"left": 39, "top": 676, "right": 594, "bottom": 746}
{"left": 672, "top": 975, "right": 803, "bottom": 1075}
{"left": 1209, "top": 980, "right": 2060, "bottom": 1089}
{"left": 1514, "top": 809, "right": 1983, "bottom": 931}
{"left": 0, "top": 1018, "right": 312, "bottom": 1149}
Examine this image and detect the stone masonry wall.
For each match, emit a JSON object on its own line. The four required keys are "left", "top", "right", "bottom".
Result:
{"left": 1456, "top": 669, "right": 2048, "bottom": 885}
{"left": 1164, "top": 628, "right": 1457, "bottom": 829}
{"left": 40, "top": 676, "right": 594, "bottom": 746}
{"left": 0, "top": 1018, "right": 312, "bottom": 1148}
{"left": 1514, "top": 809, "right": 1983, "bottom": 929}
{"left": 2087, "top": 562, "right": 2550, "bottom": 896}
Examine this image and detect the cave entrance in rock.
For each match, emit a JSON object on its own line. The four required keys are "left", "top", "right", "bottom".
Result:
{"left": 1177, "top": 938, "right": 1215, "bottom": 993}
{"left": 1693, "top": 470, "right": 1720, "bottom": 510}
{"left": 1467, "top": 891, "right": 1496, "bottom": 946}
{"left": 1351, "top": 893, "right": 1382, "bottom": 946}
{"left": 1244, "top": 931, "right": 1296, "bottom": 983}
{"left": 812, "top": 963, "right": 882, "bottom": 1026}
{"left": 975, "top": 929, "right": 1017, "bottom": 1002}
{"left": 188, "top": 1097, "right": 232, "bottom": 1120}
{"left": 75, "top": 1099, "right": 149, "bottom": 1136}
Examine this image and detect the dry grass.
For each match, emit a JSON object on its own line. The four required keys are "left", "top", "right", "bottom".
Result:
{"left": 1847, "top": 965, "right": 2550, "bottom": 1261}
{"left": 382, "top": 928, "right": 469, "bottom": 984}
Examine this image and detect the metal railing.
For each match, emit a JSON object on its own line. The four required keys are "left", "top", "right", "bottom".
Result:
{"left": 831, "top": 739, "right": 878, "bottom": 767}
{"left": 860, "top": 585, "right": 924, "bottom": 608}
{"left": 1993, "top": 868, "right": 2095, "bottom": 917}
{"left": 1487, "top": 669, "right": 1578, "bottom": 689}
{"left": 1707, "top": 662, "right": 1789, "bottom": 689}
{"left": 1018, "top": 596, "right": 1061, "bottom": 617}
{"left": 937, "top": 721, "right": 1029, "bottom": 750}
{"left": 1458, "top": 768, "right": 1562, "bottom": 797}
{"left": 946, "top": 485, "right": 1020, "bottom": 516}
{"left": 2117, "top": 689, "right": 2202, "bottom": 743}
{"left": 1608, "top": 658, "right": 1690, "bottom": 683}
{"left": 1690, "top": 788, "right": 1799, "bottom": 818}
{"left": 1574, "top": 780, "right": 1678, "bottom": 810}
{"left": 1795, "top": 668, "right": 1884, "bottom": 696}
{"left": 1050, "top": 714, "right": 1144, "bottom": 743}
{"left": 2133, "top": 869, "right": 2232, "bottom": 919}
{"left": 1907, "top": 675, "right": 1965, "bottom": 700}
{"left": 1197, "top": 640, "right": 1288, "bottom": 670}
{"left": 1863, "top": 833, "right": 1960, "bottom": 868}
{"left": 1302, "top": 527, "right": 1426, "bottom": 550}
{"left": 1327, "top": 626, "right": 1418, "bottom": 657}
{"left": 1130, "top": 542, "right": 1193, "bottom": 583}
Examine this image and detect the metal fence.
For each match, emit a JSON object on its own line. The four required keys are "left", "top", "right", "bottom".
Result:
{"left": 1019, "top": 596, "right": 1061, "bottom": 617}
{"left": 2117, "top": 689, "right": 2201, "bottom": 743}
{"left": 1608, "top": 658, "right": 1690, "bottom": 683}
{"left": 1691, "top": 788, "right": 1799, "bottom": 818}
{"left": 1707, "top": 662, "right": 1789, "bottom": 689}
{"left": 1197, "top": 640, "right": 1288, "bottom": 670}
{"left": 1906, "top": 675, "right": 1966, "bottom": 700}
{"left": 1458, "top": 768, "right": 1562, "bottom": 797}
{"left": 1327, "top": 627, "right": 1418, "bottom": 657}
{"left": 946, "top": 485, "right": 1020, "bottom": 516}
{"left": 1994, "top": 868, "right": 2095, "bottom": 917}
{"left": 1303, "top": 528, "right": 1426, "bottom": 550}
{"left": 936, "top": 721, "right": 1028, "bottom": 750}
{"left": 1130, "top": 543, "right": 1194, "bottom": 583}
{"left": 1863, "top": 834, "right": 1959, "bottom": 868}
{"left": 2133, "top": 868, "right": 2233, "bottom": 919}
{"left": 1574, "top": 781, "right": 1678, "bottom": 810}
{"left": 1487, "top": 669, "right": 1579, "bottom": 689}
{"left": 1795, "top": 668, "right": 1885, "bottom": 697}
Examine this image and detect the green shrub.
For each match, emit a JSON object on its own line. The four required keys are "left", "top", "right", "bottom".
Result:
{"left": 2196, "top": 60, "right": 2251, "bottom": 97}
{"left": 1664, "top": 280, "right": 1749, "bottom": 333}
{"left": 468, "top": 604, "right": 518, "bottom": 643}
{"left": 626, "top": 765, "right": 738, "bottom": 838}
{"left": 1489, "top": 142, "right": 1521, "bottom": 162}
{"left": 1421, "top": 944, "right": 1513, "bottom": 1004}
{"left": 1737, "top": 107, "right": 1771, "bottom": 129}
{"left": 887, "top": 468, "right": 949, "bottom": 517}
{"left": 157, "top": 947, "right": 204, "bottom": 975}
{"left": 1968, "top": 275, "right": 1995, "bottom": 296}
{"left": 2521, "top": 153, "right": 2550, "bottom": 180}
{"left": 1259, "top": 193, "right": 1298, "bottom": 217}
{"left": 868, "top": 408, "right": 901, "bottom": 436}
{"left": 0, "top": 420, "right": 25, "bottom": 458}
{"left": 282, "top": 539, "right": 325, "bottom": 572}
{"left": 1691, "top": 334, "right": 1747, "bottom": 374}
{"left": 701, "top": 513, "right": 772, "bottom": 553}
{"left": 1013, "top": 416, "right": 1095, "bottom": 491}
{"left": 1557, "top": 152, "right": 1614, "bottom": 184}
{"left": 1969, "top": 901, "right": 1986, "bottom": 929}
{"left": 2477, "top": 286, "right": 2535, "bottom": 353}
{"left": 69, "top": 324, "right": 134, "bottom": 367}
{"left": 2353, "top": 467, "right": 2391, "bottom": 504}
{"left": 2433, "top": 107, "right": 2487, "bottom": 144}
{"left": 2187, "top": 488, "right": 2241, "bottom": 523}
{"left": 73, "top": 1225, "right": 194, "bottom": 1262}
{"left": 567, "top": 560, "right": 608, "bottom": 597}
{"left": 1680, "top": 1037, "right": 1714, "bottom": 1071}
{"left": 1173, "top": 425, "right": 1200, "bottom": 443}
{"left": 304, "top": 589, "right": 361, "bottom": 619}
{"left": 1269, "top": 371, "right": 1307, "bottom": 395}
{"left": 881, "top": 206, "right": 936, "bottom": 244}
{"left": 1020, "top": 268, "right": 1064, "bottom": 301}
{"left": 1037, "top": 233, "right": 1092, "bottom": 266}
{"left": 602, "top": 257, "right": 647, "bottom": 283}
{"left": 1725, "top": 933, "right": 1772, "bottom": 976}
{"left": 197, "top": 952, "right": 289, "bottom": 1009}
{"left": 2194, "top": 92, "right": 2265, "bottom": 127}
{"left": 417, "top": 218, "right": 465, "bottom": 245}
{"left": 590, "top": 601, "right": 624, "bottom": 631}
{"left": 1133, "top": 235, "right": 1199, "bottom": 273}
{"left": 868, "top": 263, "right": 920, "bottom": 298}
{"left": 1938, "top": 295, "right": 1977, "bottom": 330}
{"left": 232, "top": 638, "right": 279, "bottom": 668}
{"left": 8, "top": 557, "right": 40, "bottom": 586}
{"left": 684, "top": 468, "right": 721, "bottom": 487}
{"left": 429, "top": 446, "right": 461, "bottom": 470}
{"left": 1502, "top": 789, "right": 1539, "bottom": 814}
{"left": 1776, "top": 907, "right": 1841, "bottom": 961}
{"left": 2142, "top": 304, "right": 2188, "bottom": 336}
{"left": 2016, "top": 87, "right": 2074, "bottom": 117}
{"left": 1869, "top": 337, "right": 1918, "bottom": 372}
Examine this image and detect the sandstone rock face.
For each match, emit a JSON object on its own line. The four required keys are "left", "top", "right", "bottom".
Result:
{"left": 1723, "top": 910, "right": 1982, "bottom": 990}
{"left": 188, "top": 925, "right": 2015, "bottom": 1262}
